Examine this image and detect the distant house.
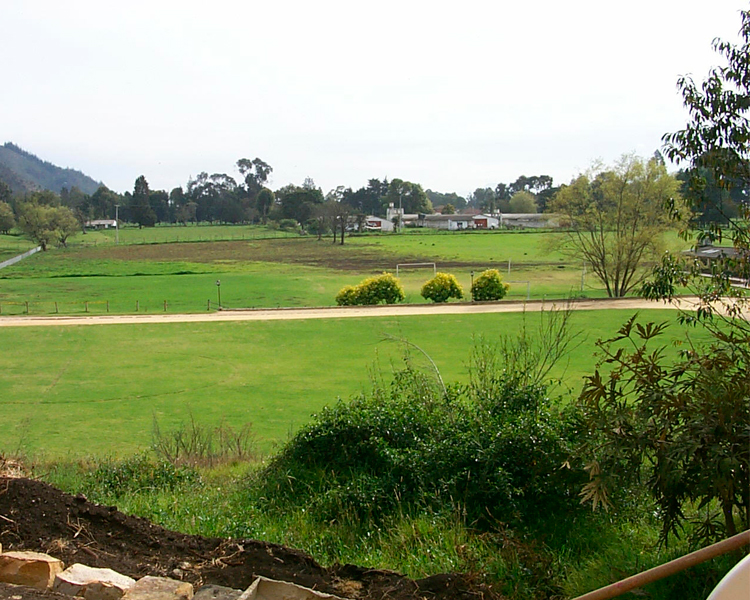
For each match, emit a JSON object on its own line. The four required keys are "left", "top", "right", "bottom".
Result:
{"left": 417, "top": 214, "right": 499, "bottom": 231}
{"left": 421, "top": 214, "right": 474, "bottom": 230}
{"left": 473, "top": 215, "right": 499, "bottom": 229}
{"left": 684, "top": 242, "right": 748, "bottom": 285}
{"left": 364, "top": 216, "right": 394, "bottom": 232}
{"left": 497, "top": 213, "right": 559, "bottom": 229}
{"left": 85, "top": 219, "right": 118, "bottom": 230}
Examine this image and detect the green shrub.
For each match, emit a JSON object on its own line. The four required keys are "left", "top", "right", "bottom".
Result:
{"left": 252, "top": 360, "right": 584, "bottom": 529}
{"left": 335, "top": 273, "right": 405, "bottom": 306}
{"left": 86, "top": 452, "right": 199, "bottom": 496}
{"left": 278, "top": 219, "right": 299, "bottom": 231}
{"left": 471, "top": 269, "right": 509, "bottom": 301}
{"left": 335, "top": 285, "right": 360, "bottom": 306}
{"left": 421, "top": 272, "right": 463, "bottom": 303}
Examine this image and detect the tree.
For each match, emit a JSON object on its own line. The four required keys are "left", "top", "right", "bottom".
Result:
{"left": 130, "top": 176, "right": 156, "bottom": 227}
{"left": 578, "top": 11, "right": 750, "bottom": 545}
{"left": 549, "top": 155, "right": 681, "bottom": 297}
{"left": 89, "top": 186, "right": 121, "bottom": 220}
{"left": 16, "top": 202, "right": 78, "bottom": 250}
{"left": 0, "top": 180, "right": 11, "bottom": 204}
{"left": 237, "top": 158, "right": 272, "bottom": 196}
{"left": 51, "top": 205, "right": 79, "bottom": 247}
{"left": 577, "top": 317, "right": 749, "bottom": 542}
{"left": 508, "top": 190, "right": 537, "bottom": 213}
{"left": 442, "top": 203, "right": 456, "bottom": 215}
{"left": 0, "top": 201, "right": 15, "bottom": 233}
{"left": 17, "top": 203, "right": 57, "bottom": 250}
{"left": 383, "top": 179, "right": 432, "bottom": 215}
{"left": 256, "top": 188, "right": 275, "bottom": 222}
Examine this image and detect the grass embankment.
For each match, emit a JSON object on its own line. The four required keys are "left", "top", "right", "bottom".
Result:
{"left": 0, "top": 228, "right": 687, "bottom": 314}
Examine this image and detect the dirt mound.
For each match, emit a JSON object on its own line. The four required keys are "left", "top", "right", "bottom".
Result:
{"left": 0, "top": 478, "right": 500, "bottom": 599}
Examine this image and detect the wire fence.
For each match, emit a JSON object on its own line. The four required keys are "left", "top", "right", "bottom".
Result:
{"left": 0, "top": 299, "right": 221, "bottom": 316}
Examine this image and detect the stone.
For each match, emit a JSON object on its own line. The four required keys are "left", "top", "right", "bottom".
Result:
{"left": 193, "top": 584, "right": 243, "bottom": 600}
{"left": 53, "top": 563, "right": 136, "bottom": 600}
{"left": 0, "top": 551, "right": 64, "bottom": 590}
{"left": 238, "top": 576, "right": 348, "bottom": 600}
{"left": 122, "top": 576, "right": 193, "bottom": 600}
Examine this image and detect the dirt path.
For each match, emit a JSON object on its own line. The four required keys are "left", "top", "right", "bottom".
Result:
{"left": 0, "top": 297, "right": 704, "bottom": 328}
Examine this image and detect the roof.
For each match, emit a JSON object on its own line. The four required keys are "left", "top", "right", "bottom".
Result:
{"left": 423, "top": 214, "right": 474, "bottom": 222}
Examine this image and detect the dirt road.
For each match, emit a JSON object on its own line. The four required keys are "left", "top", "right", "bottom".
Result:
{"left": 0, "top": 297, "right": 700, "bottom": 327}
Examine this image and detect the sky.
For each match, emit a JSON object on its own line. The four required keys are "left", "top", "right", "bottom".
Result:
{"left": 2, "top": 1, "right": 746, "bottom": 197}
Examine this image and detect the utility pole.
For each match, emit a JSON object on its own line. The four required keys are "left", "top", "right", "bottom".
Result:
{"left": 398, "top": 190, "right": 403, "bottom": 232}
{"left": 115, "top": 204, "right": 120, "bottom": 245}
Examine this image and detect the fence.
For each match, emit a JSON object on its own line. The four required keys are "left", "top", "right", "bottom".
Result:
{"left": 0, "top": 246, "right": 42, "bottom": 270}
{"left": 0, "top": 299, "right": 195, "bottom": 316}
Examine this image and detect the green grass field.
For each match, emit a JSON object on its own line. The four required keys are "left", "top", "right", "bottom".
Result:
{"left": 1, "top": 227, "right": 688, "bottom": 314}
{"left": 0, "top": 308, "right": 700, "bottom": 459}
{"left": 0, "top": 233, "right": 37, "bottom": 262}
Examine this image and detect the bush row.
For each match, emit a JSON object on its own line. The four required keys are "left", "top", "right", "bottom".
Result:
{"left": 336, "top": 269, "right": 509, "bottom": 305}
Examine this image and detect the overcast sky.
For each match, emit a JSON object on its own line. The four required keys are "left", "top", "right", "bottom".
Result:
{"left": 2, "top": 1, "right": 746, "bottom": 197}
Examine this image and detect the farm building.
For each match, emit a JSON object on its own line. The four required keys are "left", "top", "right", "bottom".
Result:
{"left": 84, "top": 219, "right": 118, "bottom": 230}
{"left": 364, "top": 216, "right": 395, "bottom": 232}
{"left": 497, "top": 213, "right": 559, "bottom": 229}
{"left": 419, "top": 214, "right": 499, "bottom": 230}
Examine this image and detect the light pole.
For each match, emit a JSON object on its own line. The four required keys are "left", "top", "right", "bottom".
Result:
{"left": 216, "top": 279, "right": 221, "bottom": 308}
{"left": 398, "top": 190, "right": 403, "bottom": 233}
{"left": 470, "top": 270, "right": 474, "bottom": 300}
{"left": 115, "top": 204, "right": 120, "bottom": 245}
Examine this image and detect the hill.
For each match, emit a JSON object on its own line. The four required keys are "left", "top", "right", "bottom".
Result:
{"left": 0, "top": 142, "right": 102, "bottom": 195}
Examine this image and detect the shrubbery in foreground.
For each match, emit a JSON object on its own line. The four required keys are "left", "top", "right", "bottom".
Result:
{"left": 420, "top": 272, "right": 463, "bottom": 303}
{"left": 253, "top": 356, "right": 585, "bottom": 530}
{"left": 336, "top": 273, "right": 405, "bottom": 306}
{"left": 471, "top": 269, "right": 509, "bottom": 301}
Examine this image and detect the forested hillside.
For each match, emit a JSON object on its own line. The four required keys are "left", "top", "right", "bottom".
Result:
{"left": 0, "top": 142, "right": 101, "bottom": 195}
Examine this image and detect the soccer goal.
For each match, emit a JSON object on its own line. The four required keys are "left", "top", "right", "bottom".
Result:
{"left": 396, "top": 262, "right": 437, "bottom": 277}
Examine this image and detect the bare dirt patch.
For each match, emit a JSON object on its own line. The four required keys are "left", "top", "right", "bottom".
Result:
{"left": 0, "top": 478, "right": 500, "bottom": 600}
{"left": 83, "top": 239, "right": 431, "bottom": 272}
{"left": 80, "top": 238, "right": 544, "bottom": 273}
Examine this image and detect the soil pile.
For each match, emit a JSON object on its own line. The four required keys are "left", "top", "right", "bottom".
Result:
{"left": 0, "top": 478, "right": 500, "bottom": 600}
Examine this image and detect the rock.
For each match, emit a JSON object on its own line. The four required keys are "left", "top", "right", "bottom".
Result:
{"left": 122, "top": 576, "right": 193, "bottom": 600}
{"left": 53, "top": 563, "right": 136, "bottom": 600}
{"left": 238, "top": 576, "right": 348, "bottom": 600}
{"left": 0, "top": 551, "right": 64, "bottom": 590}
{"left": 193, "top": 584, "right": 243, "bottom": 600}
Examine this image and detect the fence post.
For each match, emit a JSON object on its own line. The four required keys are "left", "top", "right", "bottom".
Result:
{"left": 136, "top": 300, "right": 139, "bottom": 312}
{"left": 106, "top": 301, "right": 109, "bottom": 313}
{"left": 207, "top": 299, "right": 211, "bottom": 311}
{"left": 163, "top": 300, "right": 167, "bottom": 312}
{"left": 85, "top": 301, "right": 88, "bottom": 313}
{"left": 55, "top": 302, "right": 58, "bottom": 314}
{"left": 25, "top": 301, "right": 29, "bottom": 314}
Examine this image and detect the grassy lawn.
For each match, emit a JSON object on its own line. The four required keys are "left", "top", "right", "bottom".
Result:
{"left": 71, "top": 224, "right": 298, "bottom": 246}
{"left": 1, "top": 227, "right": 681, "bottom": 313}
{"left": 0, "top": 308, "right": 701, "bottom": 459}
{"left": 0, "top": 233, "right": 37, "bottom": 262}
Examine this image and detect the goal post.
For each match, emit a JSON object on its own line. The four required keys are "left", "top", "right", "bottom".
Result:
{"left": 396, "top": 262, "right": 437, "bottom": 277}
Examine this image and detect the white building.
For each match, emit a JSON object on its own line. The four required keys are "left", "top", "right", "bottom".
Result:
{"left": 364, "top": 216, "right": 395, "bottom": 232}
